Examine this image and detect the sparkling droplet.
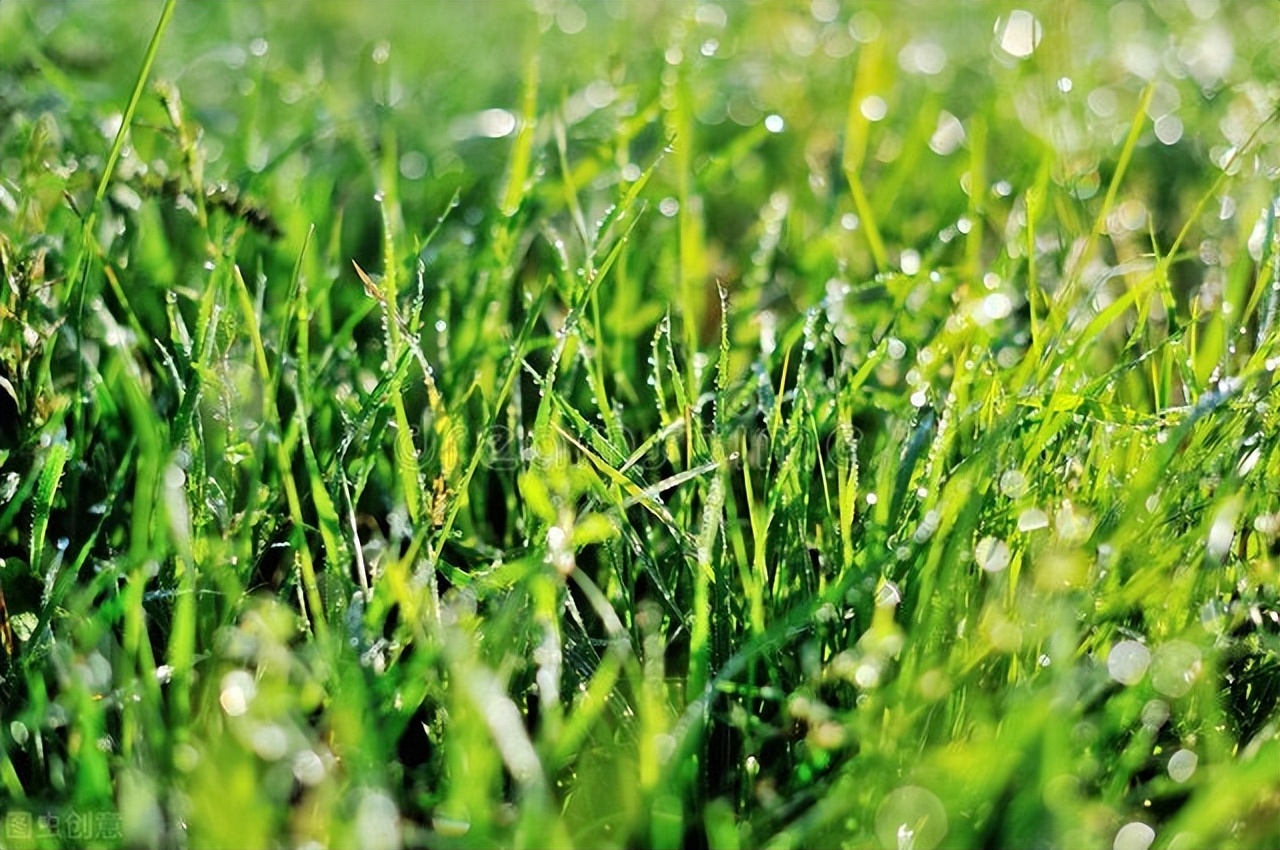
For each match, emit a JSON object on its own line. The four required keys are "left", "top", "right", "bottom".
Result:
{"left": 1168, "top": 749, "right": 1198, "bottom": 783}
{"left": 1107, "top": 640, "right": 1151, "bottom": 686}
{"left": 1113, "top": 822, "right": 1155, "bottom": 850}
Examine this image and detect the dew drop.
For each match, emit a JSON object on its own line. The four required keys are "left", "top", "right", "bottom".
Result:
{"left": 999, "top": 469, "right": 1027, "bottom": 498}
{"left": 1107, "top": 640, "right": 1151, "bottom": 686}
{"left": 975, "top": 536, "right": 1011, "bottom": 573}
{"left": 1113, "top": 822, "right": 1155, "bottom": 850}
{"left": 1017, "top": 507, "right": 1049, "bottom": 532}
{"left": 875, "top": 786, "right": 948, "bottom": 850}
{"left": 293, "top": 749, "right": 327, "bottom": 786}
{"left": 1167, "top": 748, "right": 1198, "bottom": 783}
{"left": 875, "top": 581, "right": 900, "bottom": 607}
{"left": 994, "top": 10, "right": 1042, "bottom": 59}
{"left": 1149, "top": 641, "right": 1201, "bottom": 698}
{"left": 860, "top": 95, "right": 888, "bottom": 122}
{"left": 219, "top": 670, "right": 255, "bottom": 717}
{"left": 1141, "top": 699, "right": 1170, "bottom": 729}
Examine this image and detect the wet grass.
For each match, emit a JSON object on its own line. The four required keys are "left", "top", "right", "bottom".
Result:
{"left": 1, "top": 1, "right": 1279, "bottom": 848}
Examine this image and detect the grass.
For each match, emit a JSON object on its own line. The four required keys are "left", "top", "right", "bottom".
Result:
{"left": 1, "top": 1, "right": 1279, "bottom": 848}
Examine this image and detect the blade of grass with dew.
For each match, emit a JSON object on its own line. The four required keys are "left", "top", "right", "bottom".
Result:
{"left": 28, "top": 440, "right": 135, "bottom": 664}
{"left": 371, "top": 125, "right": 427, "bottom": 526}
{"left": 499, "top": 49, "right": 540, "bottom": 220}
{"left": 660, "top": 24, "right": 709, "bottom": 404}
{"left": 26, "top": 424, "right": 69, "bottom": 580}
{"left": 841, "top": 34, "right": 888, "bottom": 272}
{"left": 71, "top": 0, "right": 177, "bottom": 421}
{"left": 1068, "top": 82, "right": 1156, "bottom": 301}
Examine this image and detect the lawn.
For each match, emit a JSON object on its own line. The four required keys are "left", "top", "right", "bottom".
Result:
{"left": 1, "top": 1, "right": 1278, "bottom": 848}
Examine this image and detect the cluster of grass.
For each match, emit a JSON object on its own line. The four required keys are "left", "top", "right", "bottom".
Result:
{"left": 2, "top": 1, "right": 1279, "bottom": 847}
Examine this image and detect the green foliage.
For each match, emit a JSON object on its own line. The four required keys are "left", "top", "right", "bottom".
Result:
{"left": 1, "top": 1, "right": 1279, "bottom": 848}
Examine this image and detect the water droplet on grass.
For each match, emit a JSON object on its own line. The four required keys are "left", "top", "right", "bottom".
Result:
{"left": 850, "top": 10, "right": 881, "bottom": 42}
{"left": 399, "top": 150, "right": 428, "bottom": 180}
{"left": 556, "top": 3, "right": 587, "bottom": 34}
{"left": 975, "top": 537, "right": 1011, "bottom": 573}
{"left": 1141, "top": 699, "right": 1170, "bottom": 729}
{"left": 1150, "top": 641, "right": 1201, "bottom": 697}
{"left": 861, "top": 95, "right": 888, "bottom": 122}
{"left": 1206, "top": 508, "right": 1236, "bottom": 560}
{"left": 219, "top": 670, "right": 255, "bottom": 717}
{"left": 250, "top": 723, "right": 289, "bottom": 761}
{"left": 1107, "top": 640, "right": 1151, "bottom": 685}
{"left": 875, "top": 786, "right": 948, "bottom": 850}
{"left": 929, "top": 111, "right": 965, "bottom": 156}
{"left": 898, "top": 40, "right": 947, "bottom": 75}
{"left": 1214, "top": 145, "right": 1241, "bottom": 174}
{"left": 293, "top": 749, "right": 327, "bottom": 786}
{"left": 1017, "top": 508, "right": 1049, "bottom": 531}
{"left": 913, "top": 510, "right": 940, "bottom": 543}
{"left": 355, "top": 790, "right": 401, "bottom": 850}
{"left": 854, "top": 660, "right": 882, "bottom": 688}
{"left": 1168, "top": 748, "right": 1198, "bottom": 782}
{"left": 875, "top": 581, "right": 900, "bottom": 607}
{"left": 695, "top": 3, "right": 727, "bottom": 27}
{"left": 994, "top": 10, "right": 1042, "bottom": 59}
{"left": 1155, "top": 114, "right": 1184, "bottom": 145}
{"left": 999, "top": 469, "right": 1027, "bottom": 498}
{"left": 982, "top": 293, "right": 1013, "bottom": 320}
{"left": 1113, "top": 822, "right": 1155, "bottom": 850}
